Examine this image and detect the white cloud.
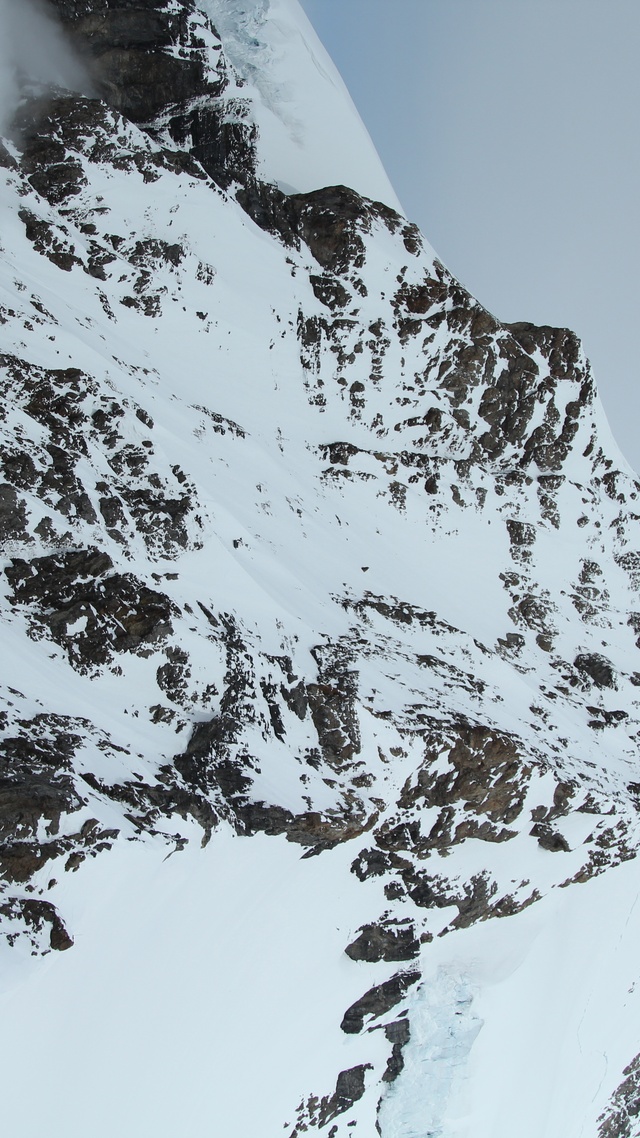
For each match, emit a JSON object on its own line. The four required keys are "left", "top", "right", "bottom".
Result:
{"left": 0, "top": 0, "right": 91, "bottom": 131}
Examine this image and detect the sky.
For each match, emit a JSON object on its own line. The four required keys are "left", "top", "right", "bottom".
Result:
{"left": 299, "top": 0, "right": 640, "bottom": 475}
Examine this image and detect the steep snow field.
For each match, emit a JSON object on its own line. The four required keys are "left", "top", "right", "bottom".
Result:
{"left": 1, "top": 831, "right": 639, "bottom": 1138}
{"left": 0, "top": 831, "right": 389, "bottom": 1137}
{"left": 201, "top": 0, "right": 401, "bottom": 205}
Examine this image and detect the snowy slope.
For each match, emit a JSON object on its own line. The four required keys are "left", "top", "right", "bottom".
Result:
{"left": 200, "top": 0, "right": 402, "bottom": 205}
{"left": 0, "top": 2, "right": 639, "bottom": 1136}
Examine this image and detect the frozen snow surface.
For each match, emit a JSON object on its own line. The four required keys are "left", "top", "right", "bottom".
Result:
{"left": 0, "top": 1, "right": 640, "bottom": 1136}
{"left": 200, "top": 0, "right": 402, "bottom": 205}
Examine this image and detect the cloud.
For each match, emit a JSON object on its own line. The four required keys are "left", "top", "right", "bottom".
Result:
{"left": 0, "top": 0, "right": 91, "bottom": 131}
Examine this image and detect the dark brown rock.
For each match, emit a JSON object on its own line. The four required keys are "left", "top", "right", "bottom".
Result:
{"left": 0, "top": 897, "right": 73, "bottom": 951}
{"left": 598, "top": 1052, "right": 640, "bottom": 1138}
{"left": 0, "top": 484, "right": 30, "bottom": 544}
{"left": 319, "top": 1065, "right": 371, "bottom": 1125}
{"left": 0, "top": 716, "right": 85, "bottom": 854}
{"left": 18, "top": 208, "right": 82, "bottom": 271}
{"left": 6, "top": 548, "right": 175, "bottom": 670}
{"left": 310, "top": 275, "right": 352, "bottom": 311}
{"left": 49, "top": 0, "right": 224, "bottom": 123}
{"left": 351, "top": 846, "right": 391, "bottom": 881}
{"left": 398, "top": 722, "right": 530, "bottom": 843}
{"left": 574, "top": 653, "right": 616, "bottom": 689}
{"left": 507, "top": 519, "right": 537, "bottom": 547}
{"left": 506, "top": 322, "right": 582, "bottom": 380}
{"left": 345, "top": 919, "right": 419, "bottom": 963}
{"left": 530, "top": 823, "right": 571, "bottom": 853}
{"left": 340, "top": 972, "right": 420, "bottom": 1034}
{"left": 20, "top": 899, "right": 74, "bottom": 951}
{"left": 451, "top": 873, "right": 499, "bottom": 929}
{"left": 290, "top": 1063, "right": 372, "bottom": 1134}
{"left": 41, "top": 1, "right": 266, "bottom": 196}
{"left": 287, "top": 186, "right": 404, "bottom": 275}
{"left": 382, "top": 1018, "right": 411, "bottom": 1083}
{"left": 307, "top": 644, "right": 361, "bottom": 769}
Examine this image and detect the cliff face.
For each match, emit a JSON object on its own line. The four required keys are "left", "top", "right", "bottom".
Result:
{"left": 47, "top": 0, "right": 259, "bottom": 181}
{"left": 1, "top": 3, "right": 640, "bottom": 1136}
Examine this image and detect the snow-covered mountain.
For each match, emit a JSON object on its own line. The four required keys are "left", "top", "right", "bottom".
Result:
{"left": 1, "top": 2, "right": 640, "bottom": 1135}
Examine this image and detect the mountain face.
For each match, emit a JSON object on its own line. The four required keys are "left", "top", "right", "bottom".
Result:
{"left": 1, "top": 3, "right": 640, "bottom": 1135}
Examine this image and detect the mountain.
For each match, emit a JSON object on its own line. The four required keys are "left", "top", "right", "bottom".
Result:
{"left": 1, "top": 2, "right": 640, "bottom": 1135}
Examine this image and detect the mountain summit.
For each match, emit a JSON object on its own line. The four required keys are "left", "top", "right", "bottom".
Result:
{"left": 1, "top": 3, "right": 639, "bottom": 1135}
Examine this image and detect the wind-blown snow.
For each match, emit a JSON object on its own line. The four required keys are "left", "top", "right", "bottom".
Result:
{"left": 0, "top": 0, "right": 90, "bottom": 130}
{"left": 201, "top": 0, "right": 402, "bottom": 206}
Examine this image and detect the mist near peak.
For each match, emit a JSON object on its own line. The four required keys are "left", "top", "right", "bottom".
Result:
{"left": 0, "top": 0, "right": 91, "bottom": 131}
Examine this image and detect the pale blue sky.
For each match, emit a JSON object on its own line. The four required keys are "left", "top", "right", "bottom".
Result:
{"left": 300, "top": 0, "right": 640, "bottom": 473}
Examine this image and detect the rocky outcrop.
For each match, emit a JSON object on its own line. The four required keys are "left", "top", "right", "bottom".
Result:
{"left": 6, "top": 548, "right": 175, "bottom": 671}
{"left": 598, "top": 1054, "right": 640, "bottom": 1138}
{"left": 173, "top": 630, "right": 373, "bottom": 850}
{"left": 46, "top": 0, "right": 257, "bottom": 189}
{"left": 341, "top": 973, "right": 420, "bottom": 1035}
{"left": 290, "top": 1064, "right": 373, "bottom": 1136}
{"left": 574, "top": 652, "right": 617, "bottom": 689}
{"left": 345, "top": 919, "right": 419, "bottom": 963}
{"left": 287, "top": 185, "right": 410, "bottom": 275}
{"left": 0, "top": 352, "right": 202, "bottom": 557}
{"left": 0, "top": 896, "right": 73, "bottom": 951}
{"left": 49, "top": 0, "right": 225, "bottom": 124}
{"left": 382, "top": 1018, "right": 412, "bottom": 1084}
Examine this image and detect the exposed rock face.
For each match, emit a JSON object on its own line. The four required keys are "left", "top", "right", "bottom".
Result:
{"left": 50, "top": 0, "right": 224, "bottom": 122}
{"left": 286, "top": 185, "right": 411, "bottom": 275}
{"left": 290, "top": 1064, "right": 373, "bottom": 1136}
{"left": 599, "top": 1054, "right": 640, "bottom": 1138}
{"left": 0, "top": 2, "right": 639, "bottom": 1134}
{"left": 345, "top": 919, "right": 419, "bottom": 963}
{"left": 6, "top": 548, "right": 176, "bottom": 669}
{"left": 341, "top": 973, "right": 421, "bottom": 1035}
{"left": 47, "top": 0, "right": 258, "bottom": 191}
{"left": 0, "top": 896, "right": 74, "bottom": 951}
{"left": 574, "top": 652, "right": 617, "bottom": 689}
{"left": 0, "top": 714, "right": 87, "bottom": 883}
{"left": 382, "top": 1018, "right": 411, "bottom": 1084}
